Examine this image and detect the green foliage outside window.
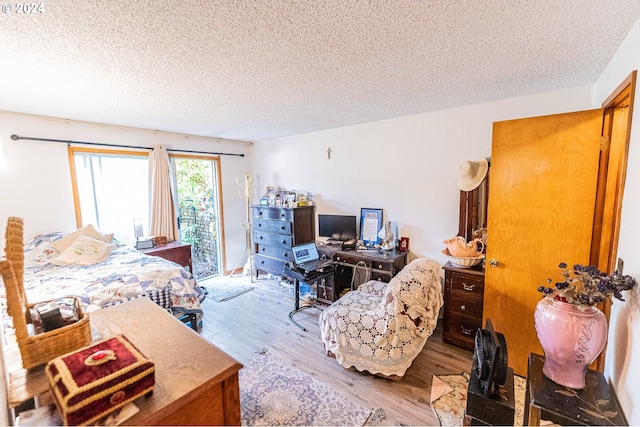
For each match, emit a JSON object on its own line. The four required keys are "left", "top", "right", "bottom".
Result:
{"left": 174, "top": 158, "right": 219, "bottom": 279}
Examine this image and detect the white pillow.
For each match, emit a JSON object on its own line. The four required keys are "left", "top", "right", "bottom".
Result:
{"left": 52, "top": 224, "right": 113, "bottom": 253}
{"left": 53, "top": 235, "right": 116, "bottom": 266}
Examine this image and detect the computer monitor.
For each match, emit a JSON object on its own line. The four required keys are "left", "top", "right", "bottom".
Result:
{"left": 318, "top": 214, "right": 357, "bottom": 241}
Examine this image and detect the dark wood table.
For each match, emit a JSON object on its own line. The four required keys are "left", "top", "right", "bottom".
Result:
{"left": 524, "top": 353, "right": 627, "bottom": 425}
{"left": 140, "top": 241, "right": 193, "bottom": 274}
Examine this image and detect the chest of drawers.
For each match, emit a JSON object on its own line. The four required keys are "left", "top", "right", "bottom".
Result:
{"left": 251, "top": 205, "right": 315, "bottom": 278}
{"left": 442, "top": 261, "right": 485, "bottom": 350}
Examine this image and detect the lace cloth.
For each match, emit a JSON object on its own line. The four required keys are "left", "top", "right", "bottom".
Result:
{"left": 319, "top": 258, "right": 443, "bottom": 377}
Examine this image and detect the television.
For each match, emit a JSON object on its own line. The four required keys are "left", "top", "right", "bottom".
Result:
{"left": 318, "top": 214, "right": 357, "bottom": 241}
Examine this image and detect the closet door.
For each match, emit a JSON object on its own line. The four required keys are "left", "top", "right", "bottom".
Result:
{"left": 483, "top": 109, "right": 603, "bottom": 376}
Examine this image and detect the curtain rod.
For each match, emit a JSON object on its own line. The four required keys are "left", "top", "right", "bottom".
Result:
{"left": 10, "top": 134, "right": 245, "bottom": 157}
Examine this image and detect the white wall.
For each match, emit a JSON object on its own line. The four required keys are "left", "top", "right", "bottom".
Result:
{"left": 593, "top": 17, "right": 640, "bottom": 425}
{"left": 0, "top": 111, "right": 253, "bottom": 273}
{"left": 253, "top": 17, "right": 640, "bottom": 423}
{"left": 253, "top": 86, "right": 593, "bottom": 264}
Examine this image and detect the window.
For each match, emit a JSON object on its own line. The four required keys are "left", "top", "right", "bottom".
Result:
{"left": 70, "top": 148, "right": 149, "bottom": 247}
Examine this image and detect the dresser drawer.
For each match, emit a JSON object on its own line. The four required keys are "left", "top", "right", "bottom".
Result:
{"left": 333, "top": 253, "right": 371, "bottom": 268}
{"left": 449, "top": 271, "right": 484, "bottom": 298}
{"left": 370, "top": 269, "right": 393, "bottom": 282}
{"left": 254, "top": 254, "right": 287, "bottom": 276}
{"left": 252, "top": 207, "right": 293, "bottom": 222}
{"left": 253, "top": 231, "right": 293, "bottom": 249}
{"left": 448, "top": 295, "right": 483, "bottom": 319}
{"left": 371, "top": 259, "right": 393, "bottom": 272}
{"left": 253, "top": 219, "right": 292, "bottom": 235}
{"left": 447, "top": 313, "right": 482, "bottom": 341}
{"left": 256, "top": 244, "right": 293, "bottom": 262}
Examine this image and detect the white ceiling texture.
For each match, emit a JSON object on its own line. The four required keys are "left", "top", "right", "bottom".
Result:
{"left": 1, "top": 0, "right": 640, "bottom": 142}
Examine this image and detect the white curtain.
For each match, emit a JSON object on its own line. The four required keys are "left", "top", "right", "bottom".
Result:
{"left": 149, "top": 145, "right": 177, "bottom": 241}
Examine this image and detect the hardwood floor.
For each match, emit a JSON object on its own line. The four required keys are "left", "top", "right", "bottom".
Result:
{"left": 198, "top": 276, "right": 473, "bottom": 426}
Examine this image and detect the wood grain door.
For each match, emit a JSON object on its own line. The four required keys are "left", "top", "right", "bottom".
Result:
{"left": 483, "top": 109, "right": 603, "bottom": 376}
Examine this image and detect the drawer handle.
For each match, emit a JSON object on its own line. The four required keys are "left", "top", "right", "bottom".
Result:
{"left": 259, "top": 236, "right": 263, "bottom": 240}
{"left": 281, "top": 240, "right": 286, "bottom": 244}
{"left": 336, "top": 256, "right": 341, "bottom": 261}
{"left": 460, "top": 305, "right": 466, "bottom": 311}
{"left": 461, "top": 326, "right": 473, "bottom": 336}
{"left": 281, "top": 213, "right": 285, "bottom": 218}
{"left": 283, "top": 252, "right": 288, "bottom": 257}
{"left": 261, "top": 247, "right": 265, "bottom": 252}
{"left": 281, "top": 226, "right": 286, "bottom": 230}
{"left": 462, "top": 283, "right": 475, "bottom": 291}
{"left": 260, "top": 260, "right": 265, "bottom": 265}
{"left": 378, "top": 264, "right": 383, "bottom": 269}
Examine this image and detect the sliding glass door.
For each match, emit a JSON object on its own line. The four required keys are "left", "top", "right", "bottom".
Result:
{"left": 171, "top": 155, "right": 222, "bottom": 279}
{"left": 70, "top": 148, "right": 223, "bottom": 280}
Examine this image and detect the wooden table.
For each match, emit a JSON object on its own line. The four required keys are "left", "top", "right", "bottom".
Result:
{"left": 524, "top": 353, "right": 627, "bottom": 426}
{"left": 6, "top": 298, "right": 242, "bottom": 425}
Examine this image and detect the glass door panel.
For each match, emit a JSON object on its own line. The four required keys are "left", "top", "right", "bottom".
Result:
{"left": 172, "top": 155, "right": 222, "bottom": 279}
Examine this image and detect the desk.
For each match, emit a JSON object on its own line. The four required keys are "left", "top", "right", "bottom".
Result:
{"left": 524, "top": 353, "right": 627, "bottom": 426}
{"left": 318, "top": 246, "right": 407, "bottom": 303}
{"left": 6, "top": 298, "right": 243, "bottom": 425}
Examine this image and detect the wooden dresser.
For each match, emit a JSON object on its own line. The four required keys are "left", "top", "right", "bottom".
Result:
{"left": 442, "top": 261, "right": 485, "bottom": 350}
{"left": 251, "top": 205, "right": 315, "bottom": 278}
{"left": 6, "top": 298, "right": 242, "bottom": 425}
{"left": 140, "top": 241, "right": 193, "bottom": 274}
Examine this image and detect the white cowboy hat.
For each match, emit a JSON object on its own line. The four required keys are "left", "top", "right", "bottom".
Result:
{"left": 457, "top": 158, "right": 488, "bottom": 191}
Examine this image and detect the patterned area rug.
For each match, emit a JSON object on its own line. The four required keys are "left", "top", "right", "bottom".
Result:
{"left": 202, "top": 279, "right": 254, "bottom": 302}
{"left": 430, "top": 373, "right": 526, "bottom": 426}
{"left": 240, "top": 352, "right": 375, "bottom": 426}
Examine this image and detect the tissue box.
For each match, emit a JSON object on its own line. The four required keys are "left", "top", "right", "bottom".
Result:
{"left": 46, "top": 334, "right": 155, "bottom": 426}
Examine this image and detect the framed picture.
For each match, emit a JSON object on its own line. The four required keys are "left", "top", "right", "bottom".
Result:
{"left": 360, "top": 208, "right": 383, "bottom": 245}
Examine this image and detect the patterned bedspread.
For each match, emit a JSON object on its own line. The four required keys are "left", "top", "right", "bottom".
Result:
{"left": 22, "top": 232, "right": 202, "bottom": 316}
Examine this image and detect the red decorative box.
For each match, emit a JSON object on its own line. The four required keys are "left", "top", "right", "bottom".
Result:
{"left": 46, "top": 334, "right": 155, "bottom": 426}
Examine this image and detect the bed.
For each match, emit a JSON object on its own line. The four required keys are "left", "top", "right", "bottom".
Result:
{"left": 15, "top": 224, "right": 204, "bottom": 331}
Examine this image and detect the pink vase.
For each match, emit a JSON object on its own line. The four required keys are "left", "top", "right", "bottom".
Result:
{"left": 533, "top": 299, "right": 608, "bottom": 389}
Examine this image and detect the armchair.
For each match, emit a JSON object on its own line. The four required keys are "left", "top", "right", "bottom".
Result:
{"left": 319, "top": 258, "right": 443, "bottom": 377}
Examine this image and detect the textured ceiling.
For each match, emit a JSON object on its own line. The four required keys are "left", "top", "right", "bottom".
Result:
{"left": 1, "top": 1, "right": 640, "bottom": 143}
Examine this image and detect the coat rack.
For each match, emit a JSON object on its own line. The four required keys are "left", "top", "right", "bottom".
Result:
{"left": 229, "top": 173, "right": 254, "bottom": 281}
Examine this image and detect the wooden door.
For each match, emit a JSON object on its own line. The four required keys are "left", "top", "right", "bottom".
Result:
{"left": 483, "top": 109, "right": 603, "bottom": 376}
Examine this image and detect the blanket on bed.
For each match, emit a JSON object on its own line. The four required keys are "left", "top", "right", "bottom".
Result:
{"left": 21, "top": 231, "right": 202, "bottom": 316}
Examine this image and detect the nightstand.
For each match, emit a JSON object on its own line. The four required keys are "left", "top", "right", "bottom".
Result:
{"left": 140, "top": 241, "right": 193, "bottom": 274}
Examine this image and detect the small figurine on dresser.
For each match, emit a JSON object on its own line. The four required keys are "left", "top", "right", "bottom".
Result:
{"left": 378, "top": 221, "right": 395, "bottom": 251}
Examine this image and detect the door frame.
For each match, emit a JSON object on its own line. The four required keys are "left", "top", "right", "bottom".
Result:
{"left": 169, "top": 153, "right": 227, "bottom": 279}
{"left": 593, "top": 70, "right": 637, "bottom": 371}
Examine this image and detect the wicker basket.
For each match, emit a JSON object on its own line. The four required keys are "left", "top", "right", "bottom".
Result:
{"left": 1, "top": 217, "right": 92, "bottom": 369}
